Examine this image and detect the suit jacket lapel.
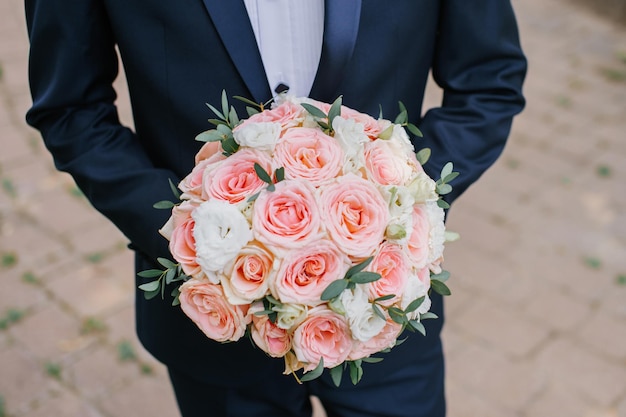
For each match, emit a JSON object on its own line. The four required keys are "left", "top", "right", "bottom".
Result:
{"left": 310, "top": 0, "right": 362, "bottom": 102}
{"left": 201, "top": 0, "right": 271, "bottom": 103}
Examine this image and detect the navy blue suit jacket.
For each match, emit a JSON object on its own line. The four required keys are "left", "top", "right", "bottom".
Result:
{"left": 25, "top": 0, "right": 526, "bottom": 387}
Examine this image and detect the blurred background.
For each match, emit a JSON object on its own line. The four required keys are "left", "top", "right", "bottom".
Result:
{"left": 0, "top": 0, "right": 624, "bottom": 416}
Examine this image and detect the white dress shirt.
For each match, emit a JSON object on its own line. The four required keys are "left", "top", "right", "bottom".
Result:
{"left": 243, "top": 0, "right": 324, "bottom": 98}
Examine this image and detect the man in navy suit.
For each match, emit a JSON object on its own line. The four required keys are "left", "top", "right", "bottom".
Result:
{"left": 25, "top": 1, "right": 526, "bottom": 415}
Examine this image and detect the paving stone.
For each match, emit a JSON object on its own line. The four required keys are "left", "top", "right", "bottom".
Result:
{"left": 523, "top": 282, "right": 593, "bottom": 332}
{"left": 577, "top": 310, "right": 626, "bottom": 361}
{"left": 97, "top": 372, "right": 180, "bottom": 417}
{"left": 8, "top": 303, "right": 89, "bottom": 361}
{"left": 446, "top": 381, "right": 515, "bottom": 417}
{"left": 446, "top": 342, "right": 545, "bottom": 411}
{"left": 67, "top": 219, "right": 128, "bottom": 258}
{"left": 0, "top": 264, "right": 47, "bottom": 312}
{"left": 524, "top": 383, "right": 604, "bottom": 417}
{"left": 20, "top": 388, "right": 105, "bottom": 417}
{"left": 535, "top": 338, "right": 625, "bottom": 407}
{"left": 47, "top": 263, "right": 131, "bottom": 317}
{"left": 0, "top": 123, "right": 34, "bottom": 166}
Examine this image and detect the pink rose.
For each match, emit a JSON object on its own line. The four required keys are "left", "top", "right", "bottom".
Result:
{"left": 364, "top": 139, "right": 415, "bottom": 186}
{"left": 165, "top": 201, "right": 203, "bottom": 278}
{"left": 319, "top": 174, "right": 389, "bottom": 258}
{"left": 341, "top": 107, "right": 382, "bottom": 140}
{"left": 194, "top": 140, "right": 225, "bottom": 164}
{"left": 252, "top": 180, "right": 323, "bottom": 252}
{"left": 367, "top": 242, "right": 409, "bottom": 306}
{"left": 274, "top": 127, "right": 344, "bottom": 186}
{"left": 348, "top": 319, "right": 402, "bottom": 360}
{"left": 292, "top": 306, "right": 352, "bottom": 370}
{"left": 236, "top": 100, "right": 305, "bottom": 133}
{"left": 202, "top": 148, "right": 273, "bottom": 204}
{"left": 221, "top": 242, "right": 276, "bottom": 305}
{"left": 179, "top": 158, "right": 212, "bottom": 201}
{"left": 271, "top": 240, "right": 351, "bottom": 306}
{"left": 179, "top": 279, "right": 250, "bottom": 342}
{"left": 249, "top": 302, "right": 292, "bottom": 358}
{"left": 407, "top": 205, "right": 430, "bottom": 269}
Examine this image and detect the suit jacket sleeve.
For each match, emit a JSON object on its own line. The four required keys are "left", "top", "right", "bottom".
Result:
{"left": 419, "top": 0, "right": 527, "bottom": 204}
{"left": 25, "top": 0, "right": 176, "bottom": 263}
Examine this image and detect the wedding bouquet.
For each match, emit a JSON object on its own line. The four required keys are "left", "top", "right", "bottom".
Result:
{"left": 139, "top": 93, "right": 457, "bottom": 385}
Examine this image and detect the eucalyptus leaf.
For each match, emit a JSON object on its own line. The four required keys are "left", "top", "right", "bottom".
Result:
{"left": 327, "top": 96, "right": 343, "bottom": 127}
{"left": 253, "top": 309, "right": 275, "bottom": 316}
{"left": 266, "top": 184, "right": 275, "bottom": 192}
{"left": 144, "top": 289, "right": 161, "bottom": 300}
{"left": 208, "top": 118, "right": 227, "bottom": 127}
{"left": 398, "top": 101, "right": 408, "bottom": 114}
{"left": 378, "top": 125, "right": 394, "bottom": 140}
{"left": 157, "top": 258, "right": 176, "bottom": 269}
{"left": 409, "top": 320, "right": 426, "bottom": 336}
{"left": 404, "top": 296, "right": 425, "bottom": 313}
{"left": 431, "top": 270, "right": 450, "bottom": 282}
{"left": 394, "top": 109, "right": 408, "bottom": 125}
{"left": 443, "top": 172, "right": 459, "bottom": 184}
{"left": 436, "top": 183, "right": 452, "bottom": 195}
{"left": 137, "top": 269, "right": 163, "bottom": 278}
{"left": 234, "top": 95, "right": 261, "bottom": 108}
{"left": 407, "top": 123, "right": 423, "bottom": 137}
{"left": 419, "top": 312, "right": 439, "bottom": 320}
{"left": 138, "top": 281, "right": 160, "bottom": 292}
{"left": 247, "top": 192, "right": 260, "bottom": 202}
{"left": 349, "top": 360, "right": 363, "bottom": 385}
{"left": 388, "top": 307, "right": 406, "bottom": 325}
{"left": 221, "top": 90, "right": 229, "bottom": 122}
{"left": 254, "top": 163, "right": 273, "bottom": 184}
{"left": 216, "top": 124, "right": 232, "bottom": 135}
{"left": 372, "top": 303, "right": 386, "bottom": 320}
{"left": 275, "top": 167, "right": 285, "bottom": 182}
{"left": 440, "top": 162, "right": 453, "bottom": 180}
{"left": 361, "top": 357, "right": 384, "bottom": 364}
{"left": 330, "top": 365, "right": 343, "bottom": 387}
{"left": 345, "top": 257, "right": 374, "bottom": 279}
{"left": 321, "top": 279, "right": 349, "bottom": 301}
{"left": 415, "top": 148, "right": 431, "bottom": 165}
{"left": 206, "top": 102, "right": 225, "bottom": 121}
{"left": 153, "top": 200, "right": 175, "bottom": 209}
{"left": 300, "top": 103, "right": 327, "bottom": 119}
{"left": 228, "top": 106, "right": 239, "bottom": 126}
{"left": 373, "top": 294, "right": 396, "bottom": 302}
{"left": 195, "top": 130, "right": 224, "bottom": 142}
{"left": 300, "top": 358, "right": 324, "bottom": 382}
{"left": 349, "top": 271, "right": 382, "bottom": 284}
{"left": 437, "top": 199, "right": 450, "bottom": 209}
{"left": 165, "top": 268, "right": 176, "bottom": 285}
{"left": 168, "top": 178, "right": 181, "bottom": 200}
{"left": 246, "top": 106, "right": 259, "bottom": 117}
{"left": 430, "top": 279, "right": 451, "bottom": 296}
{"left": 221, "top": 137, "right": 239, "bottom": 155}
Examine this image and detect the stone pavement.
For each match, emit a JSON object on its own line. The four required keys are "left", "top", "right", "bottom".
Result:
{"left": 1, "top": 0, "right": 625, "bottom": 415}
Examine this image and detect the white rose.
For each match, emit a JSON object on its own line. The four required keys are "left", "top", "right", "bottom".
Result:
{"left": 339, "top": 285, "right": 386, "bottom": 342}
{"left": 192, "top": 200, "right": 253, "bottom": 282}
{"left": 233, "top": 121, "right": 281, "bottom": 152}
{"left": 408, "top": 172, "right": 439, "bottom": 203}
{"left": 332, "top": 116, "right": 368, "bottom": 175}
{"left": 426, "top": 201, "right": 446, "bottom": 266}
{"left": 273, "top": 303, "right": 308, "bottom": 330}
{"left": 401, "top": 272, "right": 431, "bottom": 320}
{"left": 387, "top": 124, "right": 415, "bottom": 154}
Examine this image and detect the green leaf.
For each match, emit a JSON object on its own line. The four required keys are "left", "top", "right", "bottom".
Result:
{"left": 207, "top": 118, "right": 228, "bottom": 127}
{"left": 404, "top": 296, "right": 425, "bottom": 313}
{"left": 144, "top": 289, "right": 161, "bottom": 300}
{"left": 349, "top": 271, "right": 382, "bottom": 284}
{"left": 388, "top": 307, "right": 406, "bottom": 325}
{"left": 157, "top": 259, "right": 176, "bottom": 270}
{"left": 327, "top": 96, "right": 343, "bottom": 127}
{"left": 300, "top": 358, "right": 324, "bottom": 382}
{"left": 378, "top": 124, "right": 394, "bottom": 140}
{"left": 221, "top": 90, "right": 229, "bottom": 122}
{"left": 221, "top": 136, "right": 239, "bottom": 155}
{"left": 275, "top": 167, "right": 285, "bottom": 182}
{"left": 409, "top": 320, "right": 426, "bottom": 336}
{"left": 349, "top": 360, "right": 363, "bottom": 385}
{"left": 137, "top": 269, "right": 164, "bottom": 278}
{"left": 266, "top": 184, "right": 275, "bottom": 192}
{"left": 394, "top": 109, "right": 408, "bottom": 125}
{"left": 195, "top": 129, "right": 224, "bottom": 142}
{"left": 372, "top": 303, "right": 386, "bottom": 320}
{"left": 430, "top": 279, "right": 451, "bottom": 296}
{"left": 206, "top": 102, "right": 225, "bottom": 121}
{"left": 301, "top": 103, "right": 327, "bottom": 119}
{"left": 253, "top": 309, "right": 275, "bottom": 316}
{"left": 345, "top": 257, "right": 374, "bottom": 279}
{"left": 153, "top": 200, "right": 176, "bottom": 209}
{"left": 431, "top": 270, "right": 450, "bottom": 282}
{"left": 436, "top": 183, "right": 452, "bottom": 195}
{"left": 138, "top": 281, "right": 160, "bottom": 292}
{"left": 246, "top": 106, "right": 259, "bottom": 117}
{"left": 321, "top": 279, "right": 349, "bottom": 301}
{"left": 234, "top": 95, "right": 261, "bottom": 108}
{"left": 419, "top": 312, "right": 439, "bottom": 320}
{"left": 165, "top": 268, "right": 177, "bottom": 285}
{"left": 168, "top": 178, "right": 181, "bottom": 200}
{"left": 437, "top": 199, "right": 450, "bottom": 209}
{"left": 361, "top": 356, "right": 384, "bottom": 364}
{"left": 407, "top": 123, "right": 423, "bottom": 137}
{"left": 442, "top": 172, "right": 459, "bottom": 184}
{"left": 415, "top": 148, "right": 431, "bottom": 165}
{"left": 229, "top": 106, "right": 239, "bottom": 126}
{"left": 247, "top": 192, "right": 260, "bottom": 202}
{"left": 373, "top": 294, "right": 396, "bottom": 302}
{"left": 254, "top": 163, "right": 273, "bottom": 184}
{"left": 330, "top": 365, "right": 344, "bottom": 387}
{"left": 440, "top": 162, "right": 453, "bottom": 180}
